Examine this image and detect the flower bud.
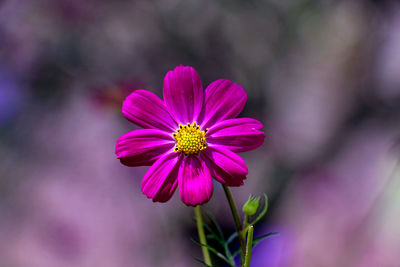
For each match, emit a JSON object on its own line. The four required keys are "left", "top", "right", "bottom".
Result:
{"left": 242, "top": 195, "right": 261, "bottom": 216}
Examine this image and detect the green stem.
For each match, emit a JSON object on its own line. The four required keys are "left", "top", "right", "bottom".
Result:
{"left": 222, "top": 185, "right": 246, "bottom": 265}
{"left": 244, "top": 226, "right": 254, "bottom": 267}
{"left": 242, "top": 214, "right": 249, "bottom": 242}
{"left": 194, "top": 205, "right": 212, "bottom": 266}
{"left": 243, "top": 214, "right": 249, "bottom": 229}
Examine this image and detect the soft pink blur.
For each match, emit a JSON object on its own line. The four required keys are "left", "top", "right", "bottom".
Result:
{"left": 1, "top": 1, "right": 399, "bottom": 266}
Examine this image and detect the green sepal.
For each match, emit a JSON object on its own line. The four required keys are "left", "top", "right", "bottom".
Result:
{"left": 249, "top": 194, "right": 269, "bottom": 226}
{"left": 243, "top": 195, "right": 261, "bottom": 216}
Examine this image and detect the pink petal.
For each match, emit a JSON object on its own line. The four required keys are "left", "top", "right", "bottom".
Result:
{"left": 141, "top": 152, "right": 182, "bottom": 203}
{"left": 200, "top": 146, "right": 248, "bottom": 186}
{"left": 122, "top": 89, "right": 177, "bottom": 132}
{"left": 115, "top": 129, "right": 175, "bottom": 167}
{"left": 199, "top": 79, "right": 247, "bottom": 129}
{"left": 178, "top": 156, "right": 213, "bottom": 206}
{"left": 206, "top": 118, "right": 265, "bottom": 152}
{"left": 163, "top": 66, "right": 203, "bottom": 124}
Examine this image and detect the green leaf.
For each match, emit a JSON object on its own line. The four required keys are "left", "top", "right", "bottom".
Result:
{"left": 203, "top": 223, "right": 219, "bottom": 238}
{"left": 191, "top": 238, "right": 231, "bottom": 264}
{"left": 226, "top": 232, "right": 238, "bottom": 245}
{"left": 231, "top": 232, "right": 278, "bottom": 258}
{"left": 252, "top": 232, "right": 279, "bottom": 247}
{"left": 202, "top": 223, "right": 216, "bottom": 237}
{"left": 206, "top": 212, "right": 224, "bottom": 239}
{"left": 223, "top": 244, "right": 235, "bottom": 266}
{"left": 204, "top": 223, "right": 226, "bottom": 246}
{"left": 194, "top": 258, "right": 212, "bottom": 267}
{"left": 206, "top": 234, "right": 225, "bottom": 247}
{"left": 205, "top": 233, "right": 219, "bottom": 240}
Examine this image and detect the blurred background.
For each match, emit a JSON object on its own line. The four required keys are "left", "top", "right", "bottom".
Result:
{"left": 1, "top": 0, "right": 400, "bottom": 266}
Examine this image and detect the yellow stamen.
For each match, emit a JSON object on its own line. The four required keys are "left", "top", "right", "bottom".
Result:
{"left": 172, "top": 121, "right": 207, "bottom": 155}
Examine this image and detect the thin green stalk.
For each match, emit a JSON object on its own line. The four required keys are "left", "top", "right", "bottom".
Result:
{"left": 222, "top": 185, "right": 246, "bottom": 265}
{"left": 242, "top": 214, "right": 249, "bottom": 243}
{"left": 243, "top": 214, "right": 249, "bottom": 229}
{"left": 194, "top": 205, "right": 212, "bottom": 266}
{"left": 244, "top": 226, "right": 254, "bottom": 267}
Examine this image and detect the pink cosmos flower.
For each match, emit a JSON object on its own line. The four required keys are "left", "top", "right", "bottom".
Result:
{"left": 115, "top": 66, "right": 265, "bottom": 206}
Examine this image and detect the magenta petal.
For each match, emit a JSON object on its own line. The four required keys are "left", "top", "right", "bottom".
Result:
{"left": 200, "top": 146, "right": 248, "bottom": 186}
{"left": 178, "top": 156, "right": 213, "bottom": 206}
{"left": 163, "top": 66, "right": 203, "bottom": 124}
{"left": 207, "top": 118, "right": 265, "bottom": 152}
{"left": 122, "top": 89, "right": 177, "bottom": 132}
{"left": 199, "top": 79, "right": 247, "bottom": 129}
{"left": 115, "top": 129, "right": 175, "bottom": 167}
{"left": 141, "top": 152, "right": 182, "bottom": 203}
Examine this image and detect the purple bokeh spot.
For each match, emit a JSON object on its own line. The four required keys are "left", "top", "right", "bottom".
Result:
{"left": 39, "top": 219, "right": 85, "bottom": 262}
{"left": 0, "top": 68, "right": 23, "bottom": 125}
{"left": 236, "top": 226, "right": 294, "bottom": 267}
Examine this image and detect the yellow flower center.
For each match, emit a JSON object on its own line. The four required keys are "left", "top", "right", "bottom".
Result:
{"left": 172, "top": 122, "right": 207, "bottom": 155}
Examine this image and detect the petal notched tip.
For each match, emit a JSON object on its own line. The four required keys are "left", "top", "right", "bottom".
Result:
{"left": 178, "top": 156, "right": 213, "bottom": 206}
{"left": 163, "top": 66, "right": 203, "bottom": 124}
{"left": 199, "top": 79, "right": 247, "bottom": 129}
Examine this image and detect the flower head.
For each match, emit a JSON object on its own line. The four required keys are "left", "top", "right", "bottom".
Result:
{"left": 115, "top": 66, "right": 265, "bottom": 206}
